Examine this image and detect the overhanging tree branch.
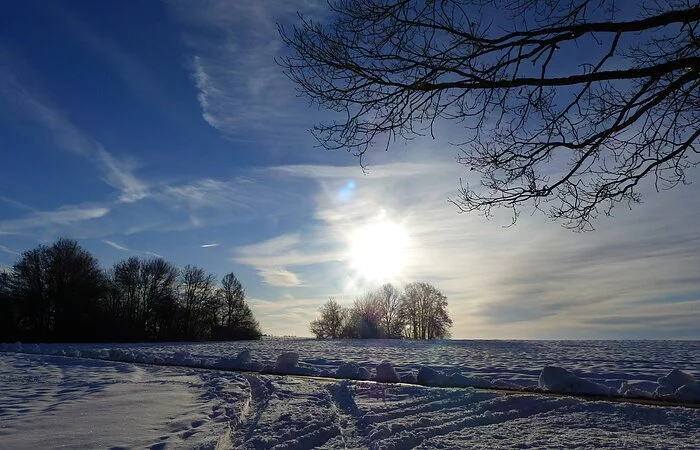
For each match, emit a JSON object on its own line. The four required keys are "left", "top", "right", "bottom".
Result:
{"left": 280, "top": 0, "right": 700, "bottom": 230}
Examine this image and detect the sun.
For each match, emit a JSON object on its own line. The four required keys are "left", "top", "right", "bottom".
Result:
{"left": 348, "top": 218, "right": 408, "bottom": 281}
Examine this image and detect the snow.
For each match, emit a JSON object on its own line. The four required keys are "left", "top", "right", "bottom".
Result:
{"left": 538, "top": 365, "right": 613, "bottom": 396}
{"left": 676, "top": 382, "right": 700, "bottom": 403}
{"left": 1, "top": 339, "right": 699, "bottom": 403}
{"left": 375, "top": 361, "right": 399, "bottom": 383}
{"left": 1, "top": 351, "right": 698, "bottom": 449}
{"left": 336, "top": 361, "right": 360, "bottom": 378}
{"left": 275, "top": 351, "right": 300, "bottom": 371}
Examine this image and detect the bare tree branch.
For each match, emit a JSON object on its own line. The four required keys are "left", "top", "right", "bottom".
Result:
{"left": 280, "top": 0, "right": 700, "bottom": 230}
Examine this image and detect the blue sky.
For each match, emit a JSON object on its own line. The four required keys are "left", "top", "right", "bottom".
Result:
{"left": 1, "top": 0, "right": 699, "bottom": 339}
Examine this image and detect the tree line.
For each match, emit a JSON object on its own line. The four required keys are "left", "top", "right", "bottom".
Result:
{"left": 310, "top": 283, "right": 452, "bottom": 339}
{"left": 0, "top": 238, "right": 261, "bottom": 343}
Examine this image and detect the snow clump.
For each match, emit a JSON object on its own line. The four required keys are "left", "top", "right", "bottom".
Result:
{"left": 618, "top": 382, "right": 652, "bottom": 398}
{"left": 655, "top": 369, "right": 695, "bottom": 396}
{"left": 538, "top": 366, "right": 612, "bottom": 396}
{"left": 357, "top": 367, "right": 371, "bottom": 380}
{"left": 275, "top": 352, "right": 299, "bottom": 371}
{"left": 417, "top": 366, "right": 451, "bottom": 386}
{"left": 675, "top": 382, "right": 700, "bottom": 403}
{"left": 375, "top": 361, "right": 400, "bottom": 383}
{"left": 336, "top": 362, "right": 360, "bottom": 379}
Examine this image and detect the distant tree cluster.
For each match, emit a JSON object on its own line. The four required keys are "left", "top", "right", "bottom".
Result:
{"left": 0, "top": 238, "right": 261, "bottom": 343}
{"left": 310, "top": 283, "right": 452, "bottom": 339}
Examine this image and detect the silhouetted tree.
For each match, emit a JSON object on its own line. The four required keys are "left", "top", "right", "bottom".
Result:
{"left": 1, "top": 240, "right": 263, "bottom": 343}
{"left": 220, "top": 272, "right": 245, "bottom": 327}
{"left": 339, "top": 308, "right": 361, "bottom": 339}
{"left": 310, "top": 282, "right": 452, "bottom": 339}
{"left": 0, "top": 270, "right": 17, "bottom": 342}
{"left": 281, "top": 0, "right": 700, "bottom": 230}
{"left": 310, "top": 298, "right": 345, "bottom": 339}
{"left": 178, "top": 265, "right": 217, "bottom": 340}
{"left": 401, "top": 282, "right": 452, "bottom": 339}
{"left": 5, "top": 239, "right": 106, "bottom": 341}
{"left": 353, "top": 293, "right": 384, "bottom": 338}
{"left": 375, "top": 283, "right": 404, "bottom": 338}
{"left": 211, "top": 272, "right": 262, "bottom": 340}
{"left": 108, "top": 257, "right": 179, "bottom": 340}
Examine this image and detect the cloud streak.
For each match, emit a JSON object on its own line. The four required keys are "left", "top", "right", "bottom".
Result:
{"left": 0, "top": 50, "right": 149, "bottom": 203}
{"left": 166, "top": 0, "right": 324, "bottom": 139}
{"left": 0, "top": 244, "right": 20, "bottom": 256}
{"left": 101, "top": 239, "right": 163, "bottom": 259}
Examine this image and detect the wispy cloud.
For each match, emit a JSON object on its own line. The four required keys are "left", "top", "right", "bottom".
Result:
{"left": 232, "top": 232, "right": 340, "bottom": 287}
{"left": 0, "top": 196, "right": 36, "bottom": 213}
{"left": 165, "top": 0, "right": 324, "bottom": 139}
{"left": 101, "top": 239, "right": 163, "bottom": 259}
{"left": 257, "top": 268, "right": 302, "bottom": 287}
{"left": 200, "top": 243, "right": 220, "bottom": 248}
{"left": 234, "top": 158, "right": 700, "bottom": 339}
{"left": 0, "top": 49, "right": 148, "bottom": 203}
{"left": 0, "top": 205, "right": 110, "bottom": 234}
{"left": 0, "top": 244, "right": 20, "bottom": 256}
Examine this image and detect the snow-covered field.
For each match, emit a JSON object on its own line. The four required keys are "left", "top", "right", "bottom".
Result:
{"left": 1, "top": 340, "right": 699, "bottom": 448}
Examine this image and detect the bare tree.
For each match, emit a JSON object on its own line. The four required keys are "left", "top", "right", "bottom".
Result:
{"left": 375, "top": 283, "right": 404, "bottom": 338}
{"left": 178, "top": 265, "right": 217, "bottom": 340}
{"left": 7, "top": 239, "right": 106, "bottom": 341}
{"left": 310, "top": 297, "right": 346, "bottom": 338}
{"left": 281, "top": 0, "right": 700, "bottom": 230}
{"left": 353, "top": 292, "right": 385, "bottom": 338}
{"left": 401, "top": 282, "right": 452, "bottom": 339}
{"left": 220, "top": 272, "right": 246, "bottom": 327}
{"left": 110, "top": 257, "right": 179, "bottom": 339}
{"left": 214, "top": 272, "right": 261, "bottom": 340}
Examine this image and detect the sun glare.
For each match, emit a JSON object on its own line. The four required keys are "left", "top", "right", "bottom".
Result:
{"left": 349, "top": 218, "right": 408, "bottom": 281}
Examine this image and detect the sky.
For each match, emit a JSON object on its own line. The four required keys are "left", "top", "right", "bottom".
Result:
{"left": 1, "top": 0, "right": 699, "bottom": 340}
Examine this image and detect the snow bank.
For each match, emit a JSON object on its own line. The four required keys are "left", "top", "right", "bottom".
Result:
{"left": 539, "top": 366, "right": 612, "bottom": 396}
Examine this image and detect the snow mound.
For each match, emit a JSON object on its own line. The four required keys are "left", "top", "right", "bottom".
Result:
{"left": 336, "top": 362, "right": 360, "bottom": 379}
{"left": 109, "top": 349, "right": 135, "bottom": 362}
{"left": 451, "top": 373, "right": 492, "bottom": 389}
{"left": 417, "top": 366, "right": 491, "bottom": 388}
{"left": 357, "top": 367, "right": 371, "bottom": 380}
{"left": 675, "top": 382, "right": 700, "bottom": 403}
{"left": 400, "top": 372, "right": 417, "bottom": 384}
{"left": 417, "top": 366, "right": 451, "bottom": 386}
{"left": 538, "top": 366, "right": 612, "bottom": 396}
{"left": 215, "top": 350, "right": 254, "bottom": 370}
{"left": 235, "top": 349, "right": 251, "bottom": 365}
{"left": 660, "top": 369, "right": 695, "bottom": 387}
{"left": 618, "top": 382, "right": 652, "bottom": 398}
{"left": 275, "top": 352, "right": 299, "bottom": 371}
{"left": 375, "top": 361, "right": 399, "bottom": 383}
{"left": 656, "top": 369, "right": 695, "bottom": 396}
{"left": 24, "top": 344, "right": 41, "bottom": 354}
